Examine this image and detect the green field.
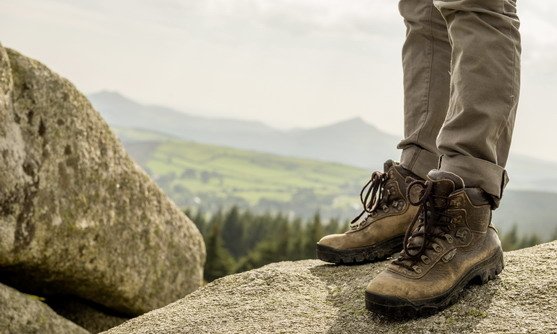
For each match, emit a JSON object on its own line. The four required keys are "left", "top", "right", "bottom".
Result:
{"left": 116, "top": 128, "right": 557, "bottom": 239}
{"left": 117, "top": 128, "right": 371, "bottom": 218}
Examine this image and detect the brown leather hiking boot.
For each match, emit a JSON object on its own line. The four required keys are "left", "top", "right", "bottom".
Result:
{"left": 365, "top": 170, "right": 504, "bottom": 317}
{"left": 316, "top": 160, "right": 422, "bottom": 264}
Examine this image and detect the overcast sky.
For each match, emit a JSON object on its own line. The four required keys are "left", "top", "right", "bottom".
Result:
{"left": 1, "top": 0, "right": 556, "bottom": 161}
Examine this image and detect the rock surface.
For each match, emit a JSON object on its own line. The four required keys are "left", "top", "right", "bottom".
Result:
{"left": 0, "top": 44, "right": 205, "bottom": 315}
{"left": 0, "top": 282, "right": 88, "bottom": 334}
{"left": 105, "top": 241, "right": 557, "bottom": 334}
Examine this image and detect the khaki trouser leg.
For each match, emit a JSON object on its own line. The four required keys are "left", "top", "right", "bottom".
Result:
{"left": 434, "top": 0, "right": 521, "bottom": 205}
{"left": 397, "top": 0, "right": 451, "bottom": 179}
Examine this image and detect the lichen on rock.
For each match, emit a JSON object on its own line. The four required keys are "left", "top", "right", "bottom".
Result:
{"left": 0, "top": 43, "right": 206, "bottom": 316}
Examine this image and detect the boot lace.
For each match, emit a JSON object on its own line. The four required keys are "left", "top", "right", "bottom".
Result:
{"left": 392, "top": 179, "right": 454, "bottom": 272}
{"left": 349, "top": 171, "right": 390, "bottom": 230}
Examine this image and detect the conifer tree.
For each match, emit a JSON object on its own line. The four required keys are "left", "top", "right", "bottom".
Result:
{"left": 552, "top": 228, "right": 557, "bottom": 242}
{"left": 221, "top": 206, "right": 244, "bottom": 258}
{"left": 192, "top": 208, "right": 208, "bottom": 236}
{"left": 289, "top": 217, "right": 305, "bottom": 260}
{"left": 325, "top": 218, "right": 340, "bottom": 235}
{"left": 519, "top": 234, "right": 540, "bottom": 250}
{"left": 204, "top": 223, "right": 236, "bottom": 282}
{"left": 501, "top": 225, "right": 519, "bottom": 251}
{"left": 275, "top": 219, "right": 290, "bottom": 260}
{"left": 303, "top": 211, "right": 323, "bottom": 259}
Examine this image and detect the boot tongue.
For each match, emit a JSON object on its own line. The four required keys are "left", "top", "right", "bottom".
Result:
{"left": 426, "top": 170, "right": 465, "bottom": 203}
{"left": 401, "top": 171, "right": 464, "bottom": 258}
{"left": 383, "top": 159, "right": 395, "bottom": 173}
{"left": 385, "top": 159, "right": 420, "bottom": 181}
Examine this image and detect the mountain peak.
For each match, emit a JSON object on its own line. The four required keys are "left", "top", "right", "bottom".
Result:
{"left": 317, "top": 116, "right": 369, "bottom": 129}
{"left": 301, "top": 116, "right": 386, "bottom": 136}
{"left": 339, "top": 116, "right": 366, "bottom": 124}
{"left": 333, "top": 116, "right": 382, "bottom": 129}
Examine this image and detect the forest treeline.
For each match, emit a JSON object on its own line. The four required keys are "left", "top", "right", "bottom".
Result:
{"left": 186, "top": 206, "right": 556, "bottom": 283}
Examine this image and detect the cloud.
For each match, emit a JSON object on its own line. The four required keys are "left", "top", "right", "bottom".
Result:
{"left": 2, "top": 0, "right": 556, "bottom": 160}
{"left": 63, "top": 0, "right": 403, "bottom": 46}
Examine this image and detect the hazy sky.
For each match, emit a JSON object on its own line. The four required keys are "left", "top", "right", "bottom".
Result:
{"left": 1, "top": 0, "right": 556, "bottom": 161}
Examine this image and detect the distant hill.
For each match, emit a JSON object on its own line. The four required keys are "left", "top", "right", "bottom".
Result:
{"left": 115, "top": 128, "right": 557, "bottom": 240}
{"left": 89, "top": 91, "right": 557, "bottom": 193}
{"left": 89, "top": 91, "right": 399, "bottom": 170}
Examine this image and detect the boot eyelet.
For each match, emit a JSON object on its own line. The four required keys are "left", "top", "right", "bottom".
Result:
{"left": 421, "top": 255, "right": 431, "bottom": 265}
{"left": 382, "top": 205, "right": 389, "bottom": 213}
{"left": 412, "top": 265, "right": 422, "bottom": 274}
{"left": 445, "top": 234, "right": 454, "bottom": 243}
{"left": 455, "top": 228, "right": 470, "bottom": 241}
{"left": 433, "top": 243, "right": 443, "bottom": 253}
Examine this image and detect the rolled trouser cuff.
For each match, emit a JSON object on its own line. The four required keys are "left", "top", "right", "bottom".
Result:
{"left": 438, "top": 154, "right": 509, "bottom": 208}
{"left": 400, "top": 146, "right": 439, "bottom": 180}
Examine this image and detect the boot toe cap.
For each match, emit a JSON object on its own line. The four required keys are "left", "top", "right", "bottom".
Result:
{"left": 366, "top": 270, "right": 413, "bottom": 302}
{"left": 317, "top": 234, "right": 345, "bottom": 249}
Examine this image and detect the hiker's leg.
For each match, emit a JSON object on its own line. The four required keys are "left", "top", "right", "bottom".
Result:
{"left": 434, "top": 0, "right": 521, "bottom": 206}
{"left": 397, "top": 0, "right": 451, "bottom": 179}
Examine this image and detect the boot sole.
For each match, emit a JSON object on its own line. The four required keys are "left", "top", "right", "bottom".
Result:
{"left": 365, "top": 248, "right": 504, "bottom": 318}
{"left": 316, "top": 235, "right": 404, "bottom": 265}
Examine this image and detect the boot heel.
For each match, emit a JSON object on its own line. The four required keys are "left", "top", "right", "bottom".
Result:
{"left": 476, "top": 250, "right": 504, "bottom": 285}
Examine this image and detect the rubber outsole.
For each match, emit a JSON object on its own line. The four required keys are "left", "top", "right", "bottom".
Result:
{"left": 365, "top": 249, "right": 504, "bottom": 318}
{"left": 316, "top": 235, "right": 404, "bottom": 265}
